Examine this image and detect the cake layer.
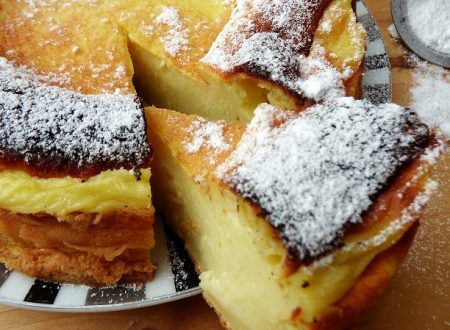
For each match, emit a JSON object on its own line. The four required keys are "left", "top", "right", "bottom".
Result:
{"left": 0, "top": 169, "right": 151, "bottom": 217}
{"left": 201, "top": 0, "right": 365, "bottom": 102}
{"left": 0, "top": 56, "right": 154, "bottom": 285}
{"left": 146, "top": 106, "right": 437, "bottom": 328}
{"left": 0, "top": 208, "right": 155, "bottom": 285}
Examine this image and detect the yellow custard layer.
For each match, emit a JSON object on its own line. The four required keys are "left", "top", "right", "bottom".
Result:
{"left": 0, "top": 169, "right": 151, "bottom": 216}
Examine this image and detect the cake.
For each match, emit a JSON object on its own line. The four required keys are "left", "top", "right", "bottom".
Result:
{"left": 129, "top": 0, "right": 366, "bottom": 122}
{"left": 0, "top": 0, "right": 365, "bottom": 286}
{"left": 147, "top": 100, "right": 440, "bottom": 329}
{"left": 0, "top": 57, "right": 155, "bottom": 286}
{"left": 0, "top": 0, "right": 442, "bottom": 328}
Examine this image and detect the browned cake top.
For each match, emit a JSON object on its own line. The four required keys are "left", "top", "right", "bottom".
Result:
{"left": 0, "top": 57, "right": 150, "bottom": 178}
{"left": 217, "top": 98, "right": 431, "bottom": 264}
{"left": 201, "top": 0, "right": 345, "bottom": 101}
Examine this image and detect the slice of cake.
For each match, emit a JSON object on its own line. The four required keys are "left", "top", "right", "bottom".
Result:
{"left": 0, "top": 58, "right": 155, "bottom": 286}
{"left": 125, "top": 0, "right": 366, "bottom": 122}
{"left": 146, "top": 98, "right": 441, "bottom": 329}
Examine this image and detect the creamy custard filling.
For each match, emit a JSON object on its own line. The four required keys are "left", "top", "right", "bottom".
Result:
{"left": 0, "top": 169, "right": 151, "bottom": 216}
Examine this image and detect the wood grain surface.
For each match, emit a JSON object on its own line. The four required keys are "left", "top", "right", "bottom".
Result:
{"left": 1, "top": 0, "right": 448, "bottom": 329}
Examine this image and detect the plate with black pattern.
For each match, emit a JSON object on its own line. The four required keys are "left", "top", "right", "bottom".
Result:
{"left": 0, "top": 0, "right": 391, "bottom": 312}
{"left": 0, "top": 217, "right": 200, "bottom": 312}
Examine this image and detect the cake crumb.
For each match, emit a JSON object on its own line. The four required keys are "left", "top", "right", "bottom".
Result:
{"left": 388, "top": 23, "right": 400, "bottom": 40}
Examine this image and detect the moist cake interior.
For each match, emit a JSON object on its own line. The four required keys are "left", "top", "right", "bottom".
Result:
{"left": 127, "top": 0, "right": 366, "bottom": 122}
{"left": 0, "top": 0, "right": 367, "bottom": 285}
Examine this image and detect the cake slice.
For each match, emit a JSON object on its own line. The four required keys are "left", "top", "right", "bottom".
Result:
{"left": 0, "top": 58, "right": 155, "bottom": 286}
{"left": 125, "top": 0, "right": 366, "bottom": 122}
{"left": 146, "top": 99, "right": 440, "bottom": 329}
{"left": 1, "top": 0, "right": 365, "bottom": 123}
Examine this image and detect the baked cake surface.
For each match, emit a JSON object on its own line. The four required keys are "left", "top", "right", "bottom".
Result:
{"left": 218, "top": 99, "right": 429, "bottom": 263}
{"left": 147, "top": 99, "right": 440, "bottom": 329}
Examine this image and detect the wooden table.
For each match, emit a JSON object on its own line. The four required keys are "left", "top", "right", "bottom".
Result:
{"left": 1, "top": 0, "right": 449, "bottom": 328}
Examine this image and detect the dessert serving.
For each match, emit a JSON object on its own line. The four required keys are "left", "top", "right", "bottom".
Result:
{"left": 0, "top": 58, "right": 155, "bottom": 286}
{"left": 0, "top": 0, "right": 365, "bottom": 286}
{"left": 0, "top": 0, "right": 444, "bottom": 328}
{"left": 147, "top": 98, "right": 439, "bottom": 329}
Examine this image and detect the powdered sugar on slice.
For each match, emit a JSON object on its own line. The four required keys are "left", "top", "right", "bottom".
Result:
{"left": 0, "top": 57, "right": 150, "bottom": 176}
{"left": 184, "top": 118, "right": 230, "bottom": 164}
{"left": 217, "top": 98, "right": 429, "bottom": 262}
{"left": 155, "top": 6, "right": 189, "bottom": 57}
{"left": 201, "top": 0, "right": 344, "bottom": 101}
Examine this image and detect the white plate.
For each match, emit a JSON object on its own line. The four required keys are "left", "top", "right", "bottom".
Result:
{"left": 0, "top": 0, "right": 391, "bottom": 312}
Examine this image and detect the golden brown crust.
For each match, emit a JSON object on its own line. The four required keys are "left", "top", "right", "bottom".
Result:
{"left": 145, "top": 107, "right": 246, "bottom": 174}
{"left": 311, "top": 224, "right": 418, "bottom": 330}
{"left": 0, "top": 208, "right": 155, "bottom": 285}
{"left": 0, "top": 238, "right": 155, "bottom": 286}
{"left": 0, "top": 57, "right": 151, "bottom": 179}
{"left": 227, "top": 0, "right": 332, "bottom": 71}
{"left": 203, "top": 0, "right": 365, "bottom": 111}
{"left": 0, "top": 1, "right": 135, "bottom": 95}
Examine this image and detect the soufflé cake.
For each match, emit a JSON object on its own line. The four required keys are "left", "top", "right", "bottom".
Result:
{"left": 0, "top": 0, "right": 444, "bottom": 329}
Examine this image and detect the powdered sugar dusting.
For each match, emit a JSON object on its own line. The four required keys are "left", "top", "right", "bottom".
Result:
{"left": 388, "top": 29, "right": 450, "bottom": 139}
{"left": 409, "top": 56, "right": 450, "bottom": 139}
{"left": 217, "top": 99, "right": 429, "bottom": 262}
{"left": 0, "top": 57, "right": 150, "bottom": 176}
{"left": 184, "top": 118, "right": 230, "bottom": 164}
{"left": 201, "top": 0, "right": 344, "bottom": 101}
{"left": 388, "top": 23, "right": 400, "bottom": 40}
{"left": 155, "top": 6, "right": 189, "bottom": 57}
{"left": 407, "top": 0, "right": 450, "bottom": 54}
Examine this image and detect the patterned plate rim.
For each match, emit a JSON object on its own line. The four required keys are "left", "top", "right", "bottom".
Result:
{"left": 0, "top": 0, "right": 391, "bottom": 313}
